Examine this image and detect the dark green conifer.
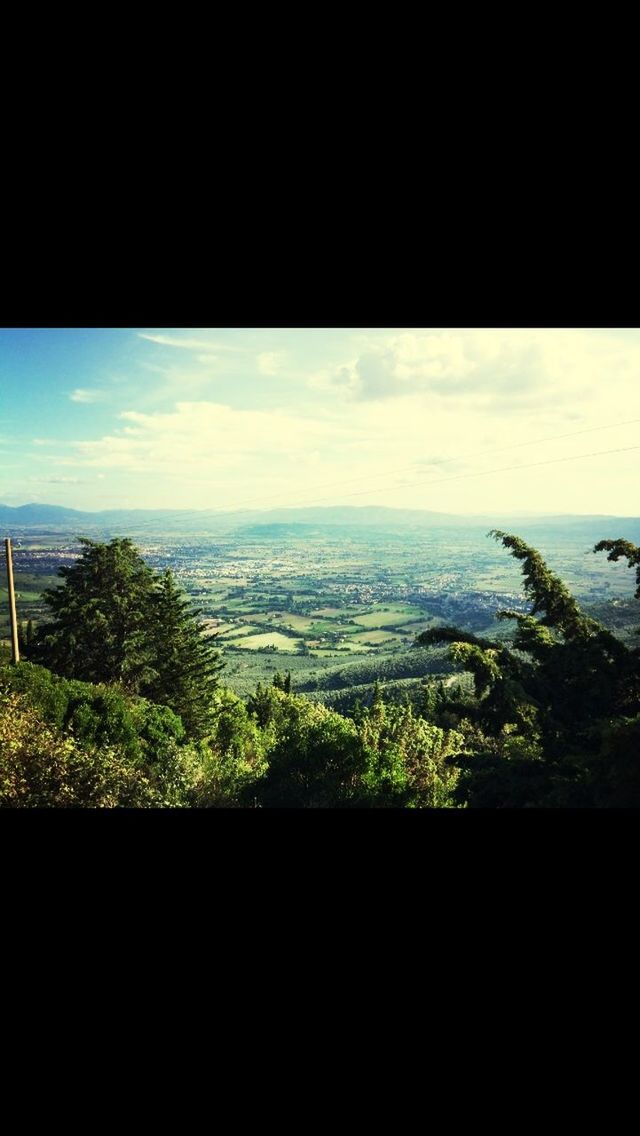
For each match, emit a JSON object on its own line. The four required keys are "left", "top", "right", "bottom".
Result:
{"left": 31, "top": 539, "right": 223, "bottom": 739}
{"left": 272, "top": 670, "right": 291, "bottom": 694}
{"left": 418, "top": 532, "right": 640, "bottom": 806}
{"left": 32, "top": 537, "right": 157, "bottom": 688}
{"left": 144, "top": 569, "right": 223, "bottom": 738}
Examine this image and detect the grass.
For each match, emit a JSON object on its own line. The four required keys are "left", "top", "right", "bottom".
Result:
{"left": 351, "top": 609, "right": 422, "bottom": 629}
{"left": 219, "top": 624, "right": 263, "bottom": 639}
{"left": 220, "top": 598, "right": 265, "bottom": 611}
{"left": 351, "top": 630, "right": 404, "bottom": 645}
{"left": 310, "top": 606, "right": 360, "bottom": 618}
{"left": 265, "top": 612, "right": 318, "bottom": 632}
{"left": 201, "top": 619, "right": 233, "bottom": 635}
{"left": 369, "top": 602, "right": 423, "bottom": 612}
{"left": 310, "top": 645, "right": 373, "bottom": 657}
{"left": 402, "top": 619, "right": 434, "bottom": 632}
{"left": 233, "top": 632, "right": 303, "bottom": 651}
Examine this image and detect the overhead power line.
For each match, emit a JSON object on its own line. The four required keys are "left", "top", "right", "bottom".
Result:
{"left": 210, "top": 417, "right": 640, "bottom": 516}
{"left": 298, "top": 444, "right": 640, "bottom": 507}
{"left": 202, "top": 443, "right": 639, "bottom": 518}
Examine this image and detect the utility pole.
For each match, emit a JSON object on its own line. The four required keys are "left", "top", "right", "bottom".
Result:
{"left": 4, "top": 538, "right": 20, "bottom": 664}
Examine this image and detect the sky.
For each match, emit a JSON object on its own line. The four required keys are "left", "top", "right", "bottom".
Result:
{"left": 1, "top": 327, "right": 639, "bottom": 516}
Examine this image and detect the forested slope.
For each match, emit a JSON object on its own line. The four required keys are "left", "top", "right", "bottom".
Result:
{"left": 1, "top": 530, "right": 638, "bottom": 808}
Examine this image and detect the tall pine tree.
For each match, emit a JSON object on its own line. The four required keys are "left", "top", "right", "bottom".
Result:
{"left": 144, "top": 569, "right": 223, "bottom": 738}
{"left": 32, "top": 540, "right": 223, "bottom": 738}
{"left": 32, "top": 538, "right": 157, "bottom": 688}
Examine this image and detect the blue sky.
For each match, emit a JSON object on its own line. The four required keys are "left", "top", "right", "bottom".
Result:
{"left": 1, "top": 327, "right": 639, "bottom": 515}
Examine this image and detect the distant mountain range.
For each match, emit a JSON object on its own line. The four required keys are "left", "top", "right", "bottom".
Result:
{"left": 1, "top": 502, "right": 639, "bottom": 535}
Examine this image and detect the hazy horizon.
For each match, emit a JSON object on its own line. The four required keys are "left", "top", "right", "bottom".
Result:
{"left": 2, "top": 327, "right": 639, "bottom": 516}
{"left": 2, "top": 500, "right": 639, "bottom": 520}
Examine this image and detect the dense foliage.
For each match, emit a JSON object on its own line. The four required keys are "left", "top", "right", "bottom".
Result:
{"left": 29, "top": 538, "right": 222, "bottom": 738}
{"left": 417, "top": 531, "right": 640, "bottom": 807}
{"left": 2, "top": 530, "right": 638, "bottom": 807}
{"left": 0, "top": 652, "right": 461, "bottom": 808}
{"left": 0, "top": 689, "right": 158, "bottom": 808}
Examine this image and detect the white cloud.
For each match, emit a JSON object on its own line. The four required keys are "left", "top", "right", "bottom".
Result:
{"left": 28, "top": 476, "right": 84, "bottom": 485}
{"left": 139, "top": 333, "right": 245, "bottom": 352}
{"left": 308, "top": 332, "right": 640, "bottom": 432}
{"left": 70, "top": 389, "right": 103, "bottom": 404}
{"left": 339, "top": 332, "right": 547, "bottom": 405}
{"left": 307, "top": 362, "right": 360, "bottom": 394}
{"left": 56, "top": 401, "right": 355, "bottom": 510}
{"left": 257, "top": 351, "right": 285, "bottom": 375}
{"left": 33, "top": 330, "right": 640, "bottom": 515}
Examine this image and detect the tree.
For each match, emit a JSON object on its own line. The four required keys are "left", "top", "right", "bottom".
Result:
{"left": 31, "top": 539, "right": 223, "bottom": 738}
{"left": 272, "top": 670, "right": 291, "bottom": 693}
{"left": 32, "top": 538, "right": 157, "bottom": 688}
{"left": 17, "top": 619, "right": 35, "bottom": 658}
{"left": 144, "top": 569, "right": 223, "bottom": 737}
{"left": 252, "top": 687, "right": 366, "bottom": 808}
{"left": 192, "top": 689, "right": 268, "bottom": 807}
{"left": 416, "top": 531, "right": 640, "bottom": 807}
{"left": 357, "top": 696, "right": 462, "bottom": 807}
{"left": 593, "top": 539, "right": 640, "bottom": 599}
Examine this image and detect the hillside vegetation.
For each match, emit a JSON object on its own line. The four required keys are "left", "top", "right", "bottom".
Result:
{"left": 1, "top": 530, "right": 638, "bottom": 807}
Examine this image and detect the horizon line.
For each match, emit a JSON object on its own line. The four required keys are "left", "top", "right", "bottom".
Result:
{"left": 2, "top": 501, "right": 640, "bottom": 521}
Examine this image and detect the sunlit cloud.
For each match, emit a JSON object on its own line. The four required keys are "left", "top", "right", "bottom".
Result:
{"left": 5, "top": 329, "right": 640, "bottom": 515}
{"left": 56, "top": 402, "right": 356, "bottom": 511}
{"left": 70, "top": 389, "right": 103, "bottom": 404}
{"left": 139, "top": 333, "right": 246, "bottom": 352}
{"left": 28, "top": 476, "right": 85, "bottom": 485}
{"left": 316, "top": 329, "right": 640, "bottom": 414}
{"left": 257, "top": 351, "right": 285, "bottom": 375}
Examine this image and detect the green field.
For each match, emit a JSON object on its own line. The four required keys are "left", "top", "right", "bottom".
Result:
{"left": 400, "top": 621, "right": 433, "bottom": 638}
{"left": 266, "top": 612, "right": 318, "bottom": 632}
{"left": 234, "top": 632, "right": 303, "bottom": 651}
{"left": 312, "top": 640, "right": 374, "bottom": 655}
{"left": 311, "top": 606, "right": 355, "bottom": 617}
{"left": 352, "top": 608, "right": 423, "bottom": 629}
{"left": 221, "top": 627, "right": 264, "bottom": 641}
{"left": 7, "top": 518, "right": 638, "bottom": 707}
{"left": 201, "top": 620, "right": 232, "bottom": 636}
{"left": 351, "top": 630, "right": 404, "bottom": 645}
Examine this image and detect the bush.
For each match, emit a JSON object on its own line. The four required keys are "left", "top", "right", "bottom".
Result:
{"left": 0, "top": 690, "right": 159, "bottom": 808}
{"left": 190, "top": 690, "right": 268, "bottom": 807}
{"left": 252, "top": 687, "right": 365, "bottom": 808}
{"left": 357, "top": 697, "right": 462, "bottom": 808}
{"left": 0, "top": 660, "right": 185, "bottom": 765}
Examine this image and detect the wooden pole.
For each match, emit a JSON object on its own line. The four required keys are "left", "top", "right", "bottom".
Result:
{"left": 5, "top": 537, "right": 20, "bottom": 664}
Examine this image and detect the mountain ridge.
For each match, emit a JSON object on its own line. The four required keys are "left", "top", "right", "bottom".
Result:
{"left": 2, "top": 501, "right": 640, "bottom": 531}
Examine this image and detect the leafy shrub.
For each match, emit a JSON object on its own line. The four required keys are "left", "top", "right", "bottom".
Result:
{"left": 251, "top": 687, "right": 365, "bottom": 808}
{"left": 0, "top": 660, "right": 185, "bottom": 765}
{"left": 357, "top": 696, "right": 462, "bottom": 808}
{"left": 0, "top": 689, "right": 158, "bottom": 808}
{"left": 191, "top": 689, "right": 268, "bottom": 807}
